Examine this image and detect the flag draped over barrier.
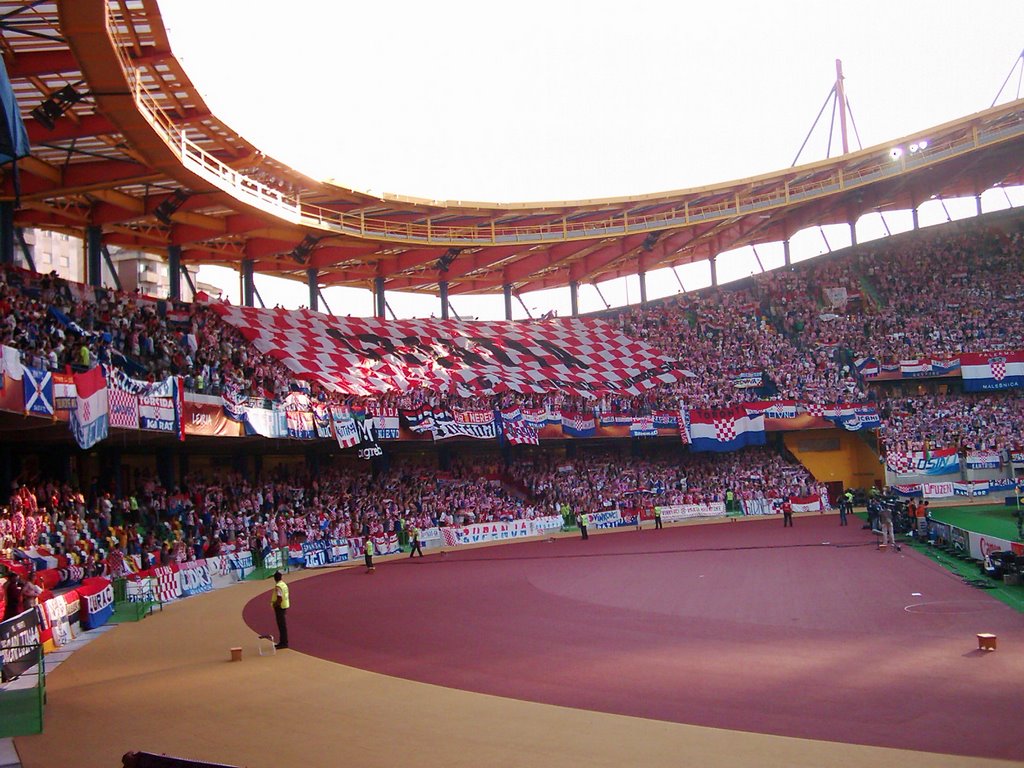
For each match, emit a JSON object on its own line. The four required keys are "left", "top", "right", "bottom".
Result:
{"left": 961, "top": 351, "right": 1024, "bottom": 392}
{"left": 681, "top": 406, "right": 766, "bottom": 452}
{"left": 70, "top": 367, "right": 108, "bottom": 449}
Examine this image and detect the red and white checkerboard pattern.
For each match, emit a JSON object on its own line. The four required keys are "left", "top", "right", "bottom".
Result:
{"left": 108, "top": 387, "right": 140, "bottom": 429}
{"left": 210, "top": 303, "right": 687, "bottom": 397}
{"left": 885, "top": 452, "right": 914, "bottom": 474}
{"left": 713, "top": 416, "right": 738, "bottom": 441}
{"left": 990, "top": 358, "right": 1006, "bottom": 381}
{"left": 153, "top": 565, "right": 180, "bottom": 603}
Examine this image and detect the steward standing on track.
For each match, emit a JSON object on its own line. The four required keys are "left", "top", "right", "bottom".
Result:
{"left": 409, "top": 525, "right": 423, "bottom": 558}
{"left": 364, "top": 537, "right": 375, "bottom": 573}
{"left": 654, "top": 507, "right": 663, "bottom": 530}
{"left": 579, "top": 512, "right": 589, "bottom": 540}
{"left": 271, "top": 571, "right": 289, "bottom": 649}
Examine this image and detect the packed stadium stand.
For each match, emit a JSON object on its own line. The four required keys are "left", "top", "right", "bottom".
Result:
{"left": 1, "top": 2, "right": 1024, "bottom": 767}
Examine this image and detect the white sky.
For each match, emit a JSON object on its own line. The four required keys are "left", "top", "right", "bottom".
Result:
{"left": 158, "top": 0, "right": 1024, "bottom": 319}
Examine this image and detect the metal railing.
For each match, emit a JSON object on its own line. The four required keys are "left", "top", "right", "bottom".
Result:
{"left": 0, "top": 644, "right": 45, "bottom": 737}
{"left": 105, "top": 5, "right": 1024, "bottom": 248}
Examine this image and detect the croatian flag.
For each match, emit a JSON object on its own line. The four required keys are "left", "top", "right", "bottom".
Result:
{"left": 560, "top": 409, "right": 596, "bottom": 438}
{"left": 70, "top": 366, "right": 109, "bottom": 449}
{"left": 684, "top": 406, "right": 766, "bottom": 453}
{"left": 960, "top": 351, "right": 1024, "bottom": 392}
{"left": 854, "top": 357, "right": 879, "bottom": 378}
{"left": 900, "top": 359, "right": 933, "bottom": 377}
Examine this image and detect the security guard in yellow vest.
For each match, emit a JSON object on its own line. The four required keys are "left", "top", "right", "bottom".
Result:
{"left": 579, "top": 512, "right": 589, "bottom": 540}
{"left": 364, "top": 538, "right": 375, "bottom": 572}
{"left": 271, "top": 571, "right": 289, "bottom": 649}
{"left": 409, "top": 525, "right": 424, "bottom": 558}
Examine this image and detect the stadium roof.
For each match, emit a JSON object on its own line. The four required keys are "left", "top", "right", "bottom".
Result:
{"left": 1, "top": 0, "right": 1023, "bottom": 297}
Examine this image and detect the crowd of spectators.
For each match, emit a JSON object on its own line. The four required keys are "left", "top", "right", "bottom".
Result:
{"left": 878, "top": 391, "right": 1024, "bottom": 453}
{"left": 1, "top": 218, "right": 1024, "bottom": 473}
{"left": 508, "top": 445, "right": 819, "bottom": 514}
{"left": 0, "top": 444, "right": 820, "bottom": 586}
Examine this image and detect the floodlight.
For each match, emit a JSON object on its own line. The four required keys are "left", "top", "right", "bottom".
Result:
{"left": 889, "top": 147, "right": 903, "bottom": 160}
{"left": 909, "top": 143, "right": 919, "bottom": 153}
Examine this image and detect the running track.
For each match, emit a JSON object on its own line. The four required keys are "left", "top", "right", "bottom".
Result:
{"left": 244, "top": 516, "right": 1023, "bottom": 761}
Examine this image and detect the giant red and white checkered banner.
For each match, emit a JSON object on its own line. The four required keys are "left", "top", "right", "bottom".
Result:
{"left": 209, "top": 303, "right": 685, "bottom": 397}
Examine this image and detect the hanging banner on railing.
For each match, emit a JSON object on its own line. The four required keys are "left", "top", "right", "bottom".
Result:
{"left": 301, "top": 539, "right": 350, "bottom": 568}
{"left": 152, "top": 565, "right": 181, "bottom": 603}
{"left": 0, "top": 608, "right": 40, "bottom": 682}
{"left": 178, "top": 561, "right": 213, "bottom": 597}
{"left": 227, "top": 551, "right": 254, "bottom": 580}
{"left": 885, "top": 447, "right": 960, "bottom": 475}
{"left": 78, "top": 578, "right": 114, "bottom": 630}
{"left": 42, "top": 592, "right": 75, "bottom": 648}
{"left": 440, "top": 521, "right": 532, "bottom": 546}
{"left": 965, "top": 450, "right": 1001, "bottom": 469}
{"left": 922, "top": 482, "right": 955, "bottom": 498}
{"left": 655, "top": 502, "right": 727, "bottom": 522}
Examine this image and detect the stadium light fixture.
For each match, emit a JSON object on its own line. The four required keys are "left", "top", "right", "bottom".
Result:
{"left": 889, "top": 147, "right": 903, "bottom": 160}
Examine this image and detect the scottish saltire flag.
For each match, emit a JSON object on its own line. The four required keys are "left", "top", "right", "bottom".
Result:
{"left": 684, "top": 406, "right": 765, "bottom": 452}
{"left": 209, "top": 303, "right": 687, "bottom": 397}
{"left": 960, "top": 351, "right": 1024, "bottom": 392}
{"left": 70, "top": 366, "right": 109, "bottom": 449}
{"left": 22, "top": 366, "right": 54, "bottom": 417}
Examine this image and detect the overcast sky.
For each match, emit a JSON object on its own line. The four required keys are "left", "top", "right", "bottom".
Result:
{"left": 158, "top": 0, "right": 1024, "bottom": 318}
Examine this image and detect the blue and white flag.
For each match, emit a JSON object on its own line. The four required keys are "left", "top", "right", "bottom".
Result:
{"left": 22, "top": 366, "right": 54, "bottom": 417}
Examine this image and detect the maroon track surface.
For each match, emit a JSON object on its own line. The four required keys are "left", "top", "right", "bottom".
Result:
{"left": 244, "top": 516, "right": 1024, "bottom": 760}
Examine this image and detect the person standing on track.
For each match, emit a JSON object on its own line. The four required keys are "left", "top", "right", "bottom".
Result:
{"left": 578, "top": 512, "right": 589, "bottom": 540}
{"left": 271, "top": 571, "right": 289, "bottom": 649}
{"left": 409, "top": 525, "right": 423, "bottom": 558}
{"left": 878, "top": 503, "right": 896, "bottom": 550}
{"left": 840, "top": 489, "right": 854, "bottom": 526}
{"left": 782, "top": 500, "right": 793, "bottom": 527}
{"left": 654, "top": 507, "right": 663, "bottom": 530}
{"left": 364, "top": 537, "right": 375, "bottom": 572}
